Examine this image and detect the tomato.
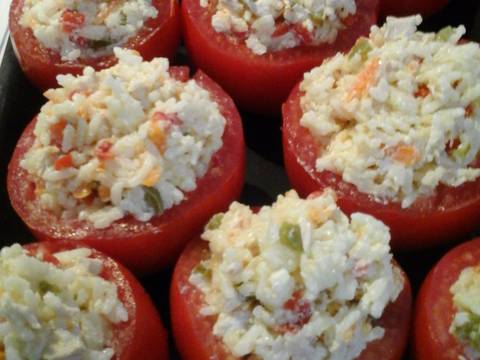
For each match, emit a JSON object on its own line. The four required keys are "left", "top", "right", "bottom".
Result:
{"left": 7, "top": 70, "right": 246, "bottom": 274}
{"left": 282, "top": 83, "right": 480, "bottom": 251}
{"left": 181, "top": 0, "right": 379, "bottom": 116}
{"left": 380, "top": 0, "right": 449, "bottom": 18}
{"left": 23, "top": 241, "right": 168, "bottom": 360}
{"left": 9, "top": 0, "right": 181, "bottom": 91}
{"left": 171, "top": 238, "right": 412, "bottom": 360}
{"left": 413, "top": 237, "right": 480, "bottom": 360}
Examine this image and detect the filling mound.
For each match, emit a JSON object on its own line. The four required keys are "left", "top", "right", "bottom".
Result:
{"left": 21, "top": 48, "right": 226, "bottom": 229}
{"left": 0, "top": 244, "right": 128, "bottom": 359}
{"left": 300, "top": 16, "right": 480, "bottom": 207}
{"left": 190, "top": 190, "right": 403, "bottom": 360}
{"left": 20, "top": 0, "right": 158, "bottom": 61}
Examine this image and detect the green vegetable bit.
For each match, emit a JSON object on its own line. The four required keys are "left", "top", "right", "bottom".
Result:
{"left": 193, "top": 263, "right": 212, "bottom": 278}
{"left": 453, "top": 142, "right": 471, "bottom": 160}
{"left": 436, "top": 26, "right": 455, "bottom": 42}
{"left": 348, "top": 38, "right": 372, "bottom": 60}
{"left": 142, "top": 186, "right": 164, "bottom": 214}
{"left": 279, "top": 222, "right": 303, "bottom": 252}
{"left": 455, "top": 313, "right": 480, "bottom": 351}
{"left": 38, "top": 281, "right": 58, "bottom": 294}
{"left": 89, "top": 39, "right": 112, "bottom": 50}
{"left": 206, "top": 213, "right": 224, "bottom": 230}
{"left": 311, "top": 11, "right": 326, "bottom": 26}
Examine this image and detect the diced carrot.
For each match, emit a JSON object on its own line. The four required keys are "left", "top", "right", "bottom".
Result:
{"left": 50, "top": 119, "right": 67, "bottom": 147}
{"left": 54, "top": 154, "right": 73, "bottom": 171}
{"left": 98, "top": 185, "right": 110, "bottom": 202}
{"left": 61, "top": 9, "right": 85, "bottom": 33}
{"left": 415, "top": 84, "right": 430, "bottom": 98}
{"left": 346, "top": 58, "right": 380, "bottom": 101}
{"left": 142, "top": 167, "right": 162, "bottom": 187}
{"left": 73, "top": 184, "right": 92, "bottom": 199}
{"left": 148, "top": 123, "right": 167, "bottom": 153}
{"left": 465, "top": 104, "right": 474, "bottom": 118}
{"left": 386, "top": 144, "right": 420, "bottom": 166}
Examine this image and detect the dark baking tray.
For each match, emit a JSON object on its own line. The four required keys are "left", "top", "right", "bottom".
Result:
{"left": 1, "top": 1, "right": 480, "bottom": 357}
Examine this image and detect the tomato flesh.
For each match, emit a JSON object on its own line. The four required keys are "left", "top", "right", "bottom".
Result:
{"left": 23, "top": 241, "right": 168, "bottom": 360}
{"left": 9, "top": 0, "right": 181, "bottom": 90}
{"left": 413, "top": 237, "right": 480, "bottom": 360}
{"left": 171, "top": 238, "right": 411, "bottom": 360}
{"left": 7, "top": 70, "right": 246, "bottom": 274}
{"left": 282, "top": 83, "right": 480, "bottom": 251}
{"left": 181, "top": 0, "right": 379, "bottom": 116}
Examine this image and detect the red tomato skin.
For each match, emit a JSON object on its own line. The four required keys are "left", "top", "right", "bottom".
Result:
{"left": 171, "top": 238, "right": 411, "bottom": 360}
{"left": 380, "top": 0, "right": 449, "bottom": 18}
{"left": 7, "top": 70, "right": 246, "bottom": 274}
{"left": 181, "top": 0, "right": 379, "bottom": 116}
{"left": 413, "top": 237, "right": 480, "bottom": 360}
{"left": 282, "top": 83, "right": 480, "bottom": 252}
{"left": 24, "top": 241, "right": 168, "bottom": 360}
{"left": 9, "top": 0, "right": 181, "bottom": 91}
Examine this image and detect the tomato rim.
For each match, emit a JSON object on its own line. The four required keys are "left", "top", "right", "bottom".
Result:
{"left": 181, "top": 0, "right": 379, "bottom": 115}
{"left": 282, "top": 82, "right": 480, "bottom": 251}
{"left": 7, "top": 69, "right": 246, "bottom": 274}
{"left": 21, "top": 240, "right": 169, "bottom": 360}
{"left": 171, "top": 236, "right": 412, "bottom": 360}
{"left": 9, "top": 0, "right": 181, "bottom": 90}
{"left": 413, "top": 237, "right": 480, "bottom": 360}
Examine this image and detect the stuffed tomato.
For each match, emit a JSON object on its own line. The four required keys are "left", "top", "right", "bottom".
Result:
{"left": 0, "top": 240, "right": 167, "bottom": 359}
{"left": 182, "top": 0, "right": 379, "bottom": 115}
{"left": 9, "top": 0, "right": 180, "bottom": 90}
{"left": 282, "top": 16, "right": 480, "bottom": 251}
{"left": 7, "top": 48, "right": 245, "bottom": 274}
{"left": 413, "top": 237, "right": 480, "bottom": 360}
{"left": 171, "top": 190, "right": 412, "bottom": 360}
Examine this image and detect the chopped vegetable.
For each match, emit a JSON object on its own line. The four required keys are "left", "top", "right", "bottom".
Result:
{"left": 142, "top": 167, "right": 161, "bottom": 187}
{"left": 54, "top": 154, "right": 73, "bottom": 170}
{"left": 88, "top": 39, "right": 112, "bottom": 49}
{"left": 142, "top": 186, "right": 163, "bottom": 214}
{"left": 73, "top": 184, "right": 93, "bottom": 199}
{"left": 38, "top": 281, "right": 58, "bottom": 294}
{"left": 415, "top": 84, "right": 430, "bottom": 98}
{"left": 348, "top": 38, "right": 372, "bottom": 60}
{"left": 386, "top": 144, "right": 420, "bottom": 166}
{"left": 148, "top": 123, "right": 167, "bottom": 153}
{"left": 453, "top": 142, "right": 471, "bottom": 161}
{"left": 346, "top": 58, "right": 380, "bottom": 101}
{"left": 206, "top": 213, "right": 224, "bottom": 230}
{"left": 436, "top": 26, "right": 455, "bottom": 42}
{"left": 279, "top": 222, "right": 303, "bottom": 251}
{"left": 193, "top": 263, "right": 212, "bottom": 278}
{"left": 61, "top": 9, "right": 85, "bottom": 33}
{"left": 49, "top": 119, "right": 67, "bottom": 147}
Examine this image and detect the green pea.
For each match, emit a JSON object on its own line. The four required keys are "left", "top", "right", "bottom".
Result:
{"left": 279, "top": 222, "right": 303, "bottom": 252}
{"left": 436, "top": 26, "right": 455, "bottom": 42}
{"left": 348, "top": 38, "right": 372, "bottom": 60}
{"left": 193, "top": 263, "right": 212, "bottom": 279}
{"left": 452, "top": 142, "right": 471, "bottom": 160}
{"left": 206, "top": 213, "right": 224, "bottom": 230}
{"left": 142, "top": 186, "right": 163, "bottom": 214}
